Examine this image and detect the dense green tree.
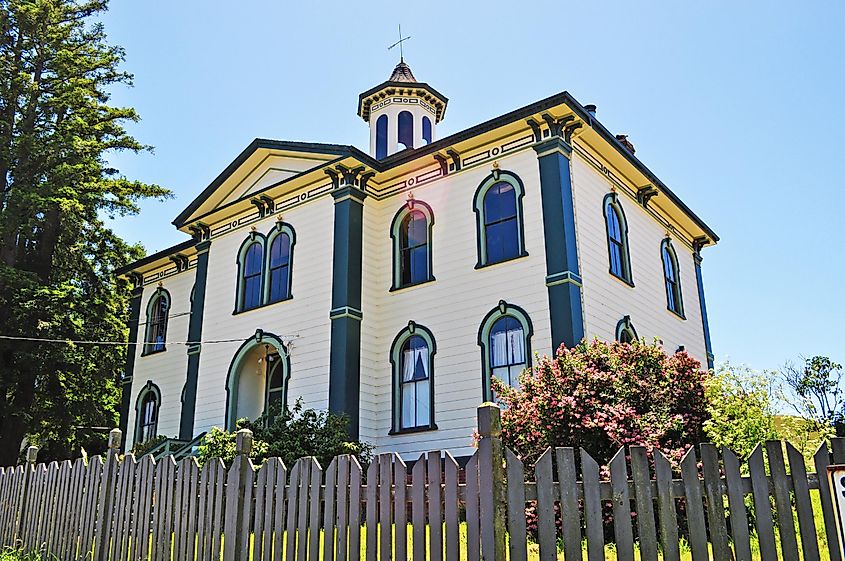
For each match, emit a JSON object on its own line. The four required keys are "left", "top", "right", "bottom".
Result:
{"left": 703, "top": 362, "right": 779, "bottom": 460}
{"left": 0, "top": 0, "right": 169, "bottom": 464}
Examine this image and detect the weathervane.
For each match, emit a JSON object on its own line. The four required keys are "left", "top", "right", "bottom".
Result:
{"left": 388, "top": 24, "right": 411, "bottom": 62}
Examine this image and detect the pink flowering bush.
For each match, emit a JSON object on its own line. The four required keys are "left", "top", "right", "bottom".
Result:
{"left": 493, "top": 339, "right": 710, "bottom": 470}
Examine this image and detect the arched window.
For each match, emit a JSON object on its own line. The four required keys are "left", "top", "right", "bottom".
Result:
{"left": 474, "top": 172, "right": 527, "bottom": 267}
{"left": 422, "top": 116, "right": 432, "bottom": 144}
{"left": 390, "top": 322, "right": 436, "bottom": 433}
{"left": 236, "top": 233, "right": 266, "bottom": 312}
{"left": 661, "top": 239, "right": 685, "bottom": 317}
{"left": 376, "top": 114, "right": 388, "bottom": 159}
{"left": 266, "top": 223, "right": 295, "bottom": 304}
{"left": 398, "top": 111, "right": 414, "bottom": 150}
{"left": 135, "top": 381, "right": 160, "bottom": 444}
{"left": 390, "top": 200, "right": 434, "bottom": 290}
{"left": 616, "top": 315, "right": 638, "bottom": 343}
{"left": 604, "top": 193, "right": 633, "bottom": 284}
{"left": 478, "top": 301, "right": 533, "bottom": 401}
{"left": 225, "top": 330, "right": 290, "bottom": 430}
{"left": 143, "top": 289, "right": 170, "bottom": 355}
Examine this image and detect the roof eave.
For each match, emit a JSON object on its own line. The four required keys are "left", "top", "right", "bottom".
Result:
{"left": 114, "top": 238, "right": 196, "bottom": 277}
{"left": 561, "top": 93, "right": 719, "bottom": 243}
{"left": 356, "top": 80, "right": 449, "bottom": 120}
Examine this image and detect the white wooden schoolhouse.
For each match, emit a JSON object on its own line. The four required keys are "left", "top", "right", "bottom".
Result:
{"left": 117, "top": 60, "right": 718, "bottom": 459}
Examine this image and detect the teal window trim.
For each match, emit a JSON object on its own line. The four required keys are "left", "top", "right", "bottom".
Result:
{"left": 141, "top": 287, "right": 171, "bottom": 356}
{"left": 224, "top": 329, "right": 291, "bottom": 431}
{"left": 389, "top": 321, "right": 437, "bottom": 434}
{"left": 477, "top": 300, "right": 533, "bottom": 402}
{"left": 615, "top": 315, "right": 638, "bottom": 343}
{"left": 264, "top": 221, "right": 296, "bottom": 305}
{"left": 603, "top": 192, "right": 634, "bottom": 286}
{"left": 134, "top": 380, "right": 161, "bottom": 445}
{"left": 473, "top": 170, "right": 529, "bottom": 269}
{"left": 235, "top": 231, "right": 267, "bottom": 313}
{"left": 389, "top": 199, "right": 435, "bottom": 291}
{"left": 661, "top": 238, "right": 686, "bottom": 319}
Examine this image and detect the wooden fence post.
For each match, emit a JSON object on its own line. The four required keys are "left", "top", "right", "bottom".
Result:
{"left": 477, "top": 403, "right": 507, "bottom": 561}
{"left": 14, "top": 445, "right": 39, "bottom": 544}
{"left": 94, "top": 428, "right": 121, "bottom": 561}
{"left": 223, "top": 428, "right": 253, "bottom": 561}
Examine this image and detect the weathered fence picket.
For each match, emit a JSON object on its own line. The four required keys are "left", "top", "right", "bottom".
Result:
{"left": 3, "top": 403, "right": 845, "bottom": 561}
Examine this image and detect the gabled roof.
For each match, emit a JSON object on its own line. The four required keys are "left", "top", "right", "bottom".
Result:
{"left": 172, "top": 140, "right": 378, "bottom": 228}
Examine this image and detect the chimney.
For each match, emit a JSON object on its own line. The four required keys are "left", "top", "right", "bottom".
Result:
{"left": 615, "top": 134, "right": 635, "bottom": 155}
{"left": 584, "top": 104, "right": 597, "bottom": 117}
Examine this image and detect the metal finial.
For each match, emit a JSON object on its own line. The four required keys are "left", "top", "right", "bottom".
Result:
{"left": 388, "top": 24, "right": 411, "bottom": 62}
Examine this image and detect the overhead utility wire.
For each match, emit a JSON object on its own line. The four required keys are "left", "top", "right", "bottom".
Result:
{"left": 0, "top": 334, "right": 299, "bottom": 346}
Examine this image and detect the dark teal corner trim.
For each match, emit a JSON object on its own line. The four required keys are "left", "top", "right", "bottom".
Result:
{"left": 118, "top": 285, "right": 144, "bottom": 451}
{"left": 179, "top": 239, "right": 211, "bottom": 440}
{"left": 693, "top": 241, "right": 714, "bottom": 369}
{"left": 533, "top": 137, "right": 585, "bottom": 350}
{"left": 328, "top": 183, "right": 367, "bottom": 439}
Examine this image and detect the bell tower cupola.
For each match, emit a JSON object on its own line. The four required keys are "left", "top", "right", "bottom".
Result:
{"left": 357, "top": 59, "right": 448, "bottom": 159}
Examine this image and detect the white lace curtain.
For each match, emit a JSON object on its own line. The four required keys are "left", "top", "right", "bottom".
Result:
{"left": 402, "top": 346, "right": 429, "bottom": 381}
{"left": 491, "top": 326, "right": 525, "bottom": 367}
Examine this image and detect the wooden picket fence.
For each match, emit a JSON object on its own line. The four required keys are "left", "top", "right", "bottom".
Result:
{"left": 0, "top": 403, "right": 844, "bottom": 560}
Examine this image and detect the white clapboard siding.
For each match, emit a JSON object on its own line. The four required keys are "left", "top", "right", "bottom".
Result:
{"left": 361, "top": 147, "right": 552, "bottom": 458}
{"left": 126, "top": 269, "right": 197, "bottom": 449}
{"left": 193, "top": 193, "right": 335, "bottom": 435}
{"left": 570, "top": 151, "right": 708, "bottom": 366}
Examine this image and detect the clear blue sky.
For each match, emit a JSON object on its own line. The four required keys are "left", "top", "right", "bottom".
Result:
{"left": 100, "top": 1, "right": 843, "bottom": 373}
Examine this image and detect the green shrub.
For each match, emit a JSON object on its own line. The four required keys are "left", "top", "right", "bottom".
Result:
{"left": 703, "top": 363, "right": 779, "bottom": 460}
{"left": 196, "top": 399, "right": 372, "bottom": 468}
{"left": 130, "top": 434, "right": 169, "bottom": 458}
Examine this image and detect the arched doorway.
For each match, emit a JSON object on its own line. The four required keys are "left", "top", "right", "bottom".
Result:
{"left": 224, "top": 329, "right": 290, "bottom": 430}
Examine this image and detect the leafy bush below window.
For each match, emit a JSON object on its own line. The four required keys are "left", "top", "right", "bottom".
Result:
{"left": 197, "top": 399, "right": 373, "bottom": 469}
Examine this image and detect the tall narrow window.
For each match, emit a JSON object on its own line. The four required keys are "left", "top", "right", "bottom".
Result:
{"left": 604, "top": 193, "right": 633, "bottom": 284}
{"left": 398, "top": 111, "right": 414, "bottom": 150}
{"left": 390, "top": 201, "right": 434, "bottom": 290}
{"left": 144, "top": 289, "right": 170, "bottom": 354}
{"left": 135, "top": 382, "right": 160, "bottom": 444}
{"left": 268, "top": 231, "right": 292, "bottom": 303}
{"left": 239, "top": 239, "right": 264, "bottom": 311}
{"left": 376, "top": 114, "right": 388, "bottom": 159}
{"left": 265, "top": 354, "right": 284, "bottom": 422}
{"left": 479, "top": 301, "right": 533, "bottom": 401}
{"left": 474, "top": 172, "right": 527, "bottom": 268}
{"left": 661, "top": 239, "right": 684, "bottom": 317}
{"left": 400, "top": 336, "right": 430, "bottom": 429}
{"left": 422, "top": 116, "right": 432, "bottom": 144}
{"left": 390, "top": 323, "right": 436, "bottom": 433}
